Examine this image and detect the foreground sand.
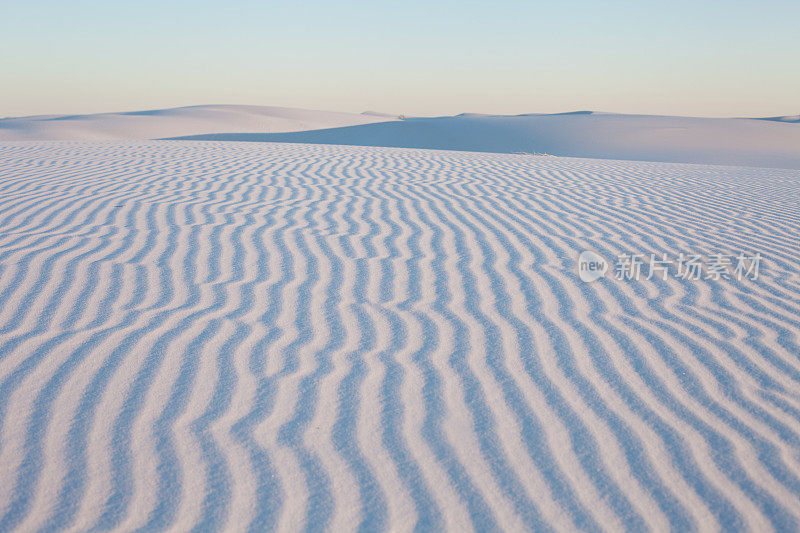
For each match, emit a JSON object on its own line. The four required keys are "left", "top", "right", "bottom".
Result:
{"left": 0, "top": 141, "right": 799, "bottom": 531}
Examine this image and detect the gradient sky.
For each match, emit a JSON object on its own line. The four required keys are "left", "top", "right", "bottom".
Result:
{"left": 2, "top": 0, "right": 798, "bottom": 118}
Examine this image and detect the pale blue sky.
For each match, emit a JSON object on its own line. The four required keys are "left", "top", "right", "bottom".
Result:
{"left": 1, "top": 0, "right": 798, "bottom": 117}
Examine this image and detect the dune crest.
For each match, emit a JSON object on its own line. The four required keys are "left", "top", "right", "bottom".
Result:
{"left": 172, "top": 112, "right": 800, "bottom": 169}
{"left": 0, "top": 105, "right": 397, "bottom": 141}
{"left": 4, "top": 106, "right": 799, "bottom": 168}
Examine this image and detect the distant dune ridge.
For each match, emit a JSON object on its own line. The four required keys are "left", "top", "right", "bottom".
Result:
{"left": 2, "top": 105, "right": 799, "bottom": 168}
{"left": 757, "top": 114, "right": 800, "bottom": 124}
{"left": 0, "top": 105, "right": 399, "bottom": 142}
{"left": 0, "top": 140, "right": 800, "bottom": 531}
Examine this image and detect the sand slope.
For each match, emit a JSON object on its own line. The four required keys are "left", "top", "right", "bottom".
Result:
{"left": 172, "top": 111, "right": 800, "bottom": 169}
{"left": 0, "top": 105, "right": 398, "bottom": 141}
{"left": 3, "top": 106, "right": 798, "bottom": 168}
{"left": 0, "top": 140, "right": 799, "bottom": 531}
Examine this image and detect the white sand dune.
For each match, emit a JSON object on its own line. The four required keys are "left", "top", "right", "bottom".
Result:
{"left": 0, "top": 140, "right": 799, "bottom": 531}
{"left": 0, "top": 105, "right": 398, "bottom": 141}
{"left": 171, "top": 111, "right": 800, "bottom": 169}
{"left": 758, "top": 114, "right": 800, "bottom": 124}
{"left": 3, "top": 106, "right": 798, "bottom": 168}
